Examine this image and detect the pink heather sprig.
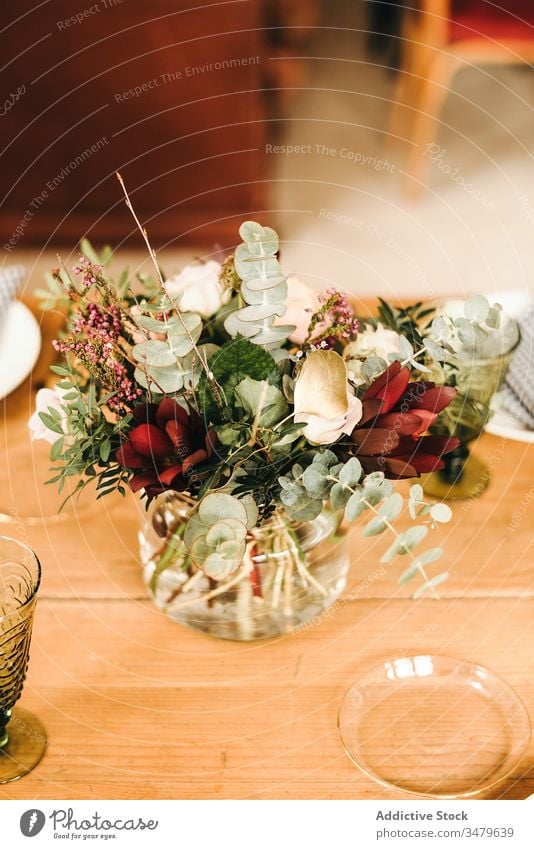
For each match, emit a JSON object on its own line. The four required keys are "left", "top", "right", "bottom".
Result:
{"left": 72, "top": 255, "right": 103, "bottom": 289}
{"left": 53, "top": 334, "right": 141, "bottom": 414}
{"left": 304, "top": 288, "right": 359, "bottom": 347}
{"left": 72, "top": 302, "right": 123, "bottom": 344}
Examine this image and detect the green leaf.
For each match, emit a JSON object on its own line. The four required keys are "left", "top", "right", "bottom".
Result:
{"left": 198, "top": 493, "right": 248, "bottom": 526}
{"left": 50, "top": 437, "right": 64, "bottom": 461}
{"left": 399, "top": 336, "right": 413, "bottom": 360}
{"left": 234, "top": 377, "right": 288, "bottom": 428}
{"left": 132, "top": 340, "right": 175, "bottom": 368}
{"left": 198, "top": 337, "right": 277, "bottom": 423}
{"left": 378, "top": 492, "right": 403, "bottom": 522}
{"left": 409, "top": 484, "right": 424, "bottom": 501}
{"left": 134, "top": 366, "right": 184, "bottom": 394}
{"left": 429, "top": 503, "right": 453, "bottom": 523}
{"left": 382, "top": 525, "right": 428, "bottom": 561}
{"left": 224, "top": 221, "right": 294, "bottom": 347}
{"left": 38, "top": 412, "right": 63, "bottom": 434}
{"left": 413, "top": 571, "right": 449, "bottom": 599}
{"left": 99, "top": 439, "right": 111, "bottom": 463}
{"left": 362, "top": 515, "right": 388, "bottom": 537}
{"left": 330, "top": 482, "right": 351, "bottom": 511}
{"left": 80, "top": 238, "right": 102, "bottom": 265}
{"left": 339, "top": 457, "right": 363, "bottom": 487}
{"left": 398, "top": 549, "right": 443, "bottom": 584}
{"left": 430, "top": 316, "right": 449, "bottom": 342}
{"left": 465, "top": 294, "right": 489, "bottom": 323}
{"left": 302, "top": 464, "right": 331, "bottom": 499}
{"left": 425, "top": 338, "right": 447, "bottom": 362}
{"left": 167, "top": 313, "right": 202, "bottom": 357}
{"left": 344, "top": 491, "right": 366, "bottom": 521}
{"left": 240, "top": 495, "right": 259, "bottom": 529}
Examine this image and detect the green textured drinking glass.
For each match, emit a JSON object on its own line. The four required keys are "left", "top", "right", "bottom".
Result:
{"left": 423, "top": 346, "right": 517, "bottom": 500}
{"left": 0, "top": 536, "right": 46, "bottom": 782}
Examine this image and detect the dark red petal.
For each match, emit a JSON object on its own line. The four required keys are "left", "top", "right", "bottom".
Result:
{"left": 130, "top": 423, "right": 173, "bottom": 459}
{"left": 359, "top": 398, "right": 384, "bottom": 425}
{"left": 373, "top": 412, "right": 422, "bottom": 436}
{"left": 165, "top": 419, "right": 193, "bottom": 454}
{"left": 409, "top": 386, "right": 457, "bottom": 414}
{"left": 357, "top": 454, "right": 418, "bottom": 479}
{"left": 364, "top": 362, "right": 411, "bottom": 413}
{"left": 132, "top": 403, "right": 157, "bottom": 425}
{"left": 381, "top": 457, "right": 419, "bottom": 478}
{"left": 352, "top": 427, "right": 400, "bottom": 455}
{"left": 116, "top": 441, "right": 147, "bottom": 469}
{"left": 364, "top": 361, "right": 402, "bottom": 399}
{"left": 182, "top": 449, "right": 208, "bottom": 474}
{"left": 156, "top": 398, "right": 190, "bottom": 429}
{"left": 409, "top": 409, "right": 438, "bottom": 437}
{"left": 157, "top": 464, "right": 183, "bottom": 486}
{"left": 416, "top": 435, "right": 461, "bottom": 456}
{"left": 396, "top": 452, "right": 446, "bottom": 474}
{"left": 129, "top": 471, "right": 161, "bottom": 493}
{"left": 395, "top": 382, "right": 435, "bottom": 409}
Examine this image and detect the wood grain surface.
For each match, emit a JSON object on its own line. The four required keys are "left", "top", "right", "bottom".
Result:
{"left": 1, "top": 301, "right": 532, "bottom": 800}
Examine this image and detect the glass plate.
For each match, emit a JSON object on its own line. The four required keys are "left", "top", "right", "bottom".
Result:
{"left": 338, "top": 655, "right": 531, "bottom": 798}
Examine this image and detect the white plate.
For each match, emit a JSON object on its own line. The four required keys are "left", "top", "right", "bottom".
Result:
{"left": 485, "top": 396, "right": 534, "bottom": 444}
{"left": 0, "top": 301, "right": 42, "bottom": 400}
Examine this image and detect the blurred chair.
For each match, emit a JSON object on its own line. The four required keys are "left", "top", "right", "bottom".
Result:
{"left": 389, "top": 0, "right": 534, "bottom": 193}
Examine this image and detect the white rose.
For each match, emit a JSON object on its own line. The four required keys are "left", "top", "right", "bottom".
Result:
{"left": 28, "top": 386, "right": 70, "bottom": 445}
{"left": 165, "top": 260, "right": 228, "bottom": 319}
{"left": 344, "top": 322, "right": 401, "bottom": 385}
{"left": 293, "top": 349, "right": 363, "bottom": 445}
{"left": 344, "top": 322, "right": 401, "bottom": 362}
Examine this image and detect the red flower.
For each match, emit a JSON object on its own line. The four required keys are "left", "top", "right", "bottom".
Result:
{"left": 351, "top": 361, "right": 460, "bottom": 478}
{"left": 116, "top": 399, "right": 215, "bottom": 497}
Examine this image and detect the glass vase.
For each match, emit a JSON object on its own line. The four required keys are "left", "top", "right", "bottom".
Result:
{"left": 139, "top": 494, "right": 350, "bottom": 641}
{"left": 423, "top": 346, "right": 517, "bottom": 500}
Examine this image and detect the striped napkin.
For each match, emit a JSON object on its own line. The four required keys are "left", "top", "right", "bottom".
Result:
{"left": 0, "top": 265, "right": 25, "bottom": 330}
{"left": 501, "top": 302, "right": 534, "bottom": 428}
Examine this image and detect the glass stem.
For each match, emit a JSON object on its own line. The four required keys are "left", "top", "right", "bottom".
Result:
{"left": 0, "top": 709, "right": 11, "bottom": 749}
{"left": 440, "top": 443, "right": 471, "bottom": 484}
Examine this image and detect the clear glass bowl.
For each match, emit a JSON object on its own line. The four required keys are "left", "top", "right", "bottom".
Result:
{"left": 139, "top": 494, "right": 350, "bottom": 641}
{"left": 338, "top": 655, "right": 531, "bottom": 798}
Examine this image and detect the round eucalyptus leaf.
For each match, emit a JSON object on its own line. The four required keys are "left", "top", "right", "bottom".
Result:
{"left": 464, "top": 294, "right": 489, "bottom": 323}
{"left": 378, "top": 492, "right": 403, "bottom": 522}
{"left": 132, "top": 340, "right": 175, "bottom": 368}
{"left": 338, "top": 457, "right": 363, "bottom": 487}
{"left": 198, "top": 493, "right": 248, "bottom": 526}
{"left": 409, "top": 484, "right": 424, "bottom": 502}
{"left": 429, "top": 503, "right": 453, "bottom": 523}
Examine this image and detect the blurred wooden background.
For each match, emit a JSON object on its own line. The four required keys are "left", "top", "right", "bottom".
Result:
{"left": 1, "top": 0, "right": 319, "bottom": 247}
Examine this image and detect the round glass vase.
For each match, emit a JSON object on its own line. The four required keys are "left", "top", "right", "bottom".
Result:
{"left": 139, "top": 494, "right": 350, "bottom": 641}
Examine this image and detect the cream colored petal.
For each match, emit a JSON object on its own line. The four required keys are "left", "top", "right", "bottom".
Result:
{"left": 342, "top": 393, "right": 363, "bottom": 434}
{"left": 294, "top": 350, "right": 350, "bottom": 419}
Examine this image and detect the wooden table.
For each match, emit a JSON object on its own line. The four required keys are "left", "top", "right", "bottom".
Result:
{"left": 1, "top": 303, "right": 533, "bottom": 800}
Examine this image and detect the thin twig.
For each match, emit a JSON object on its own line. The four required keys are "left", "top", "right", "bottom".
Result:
{"left": 116, "top": 172, "right": 224, "bottom": 409}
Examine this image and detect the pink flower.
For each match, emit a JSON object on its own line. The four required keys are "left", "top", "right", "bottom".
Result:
{"left": 276, "top": 276, "right": 320, "bottom": 345}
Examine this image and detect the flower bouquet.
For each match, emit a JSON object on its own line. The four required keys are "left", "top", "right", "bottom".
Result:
{"left": 32, "top": 177, "right": 462, "bottom": 640}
